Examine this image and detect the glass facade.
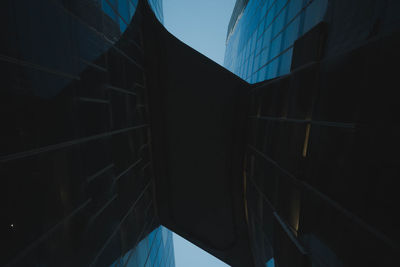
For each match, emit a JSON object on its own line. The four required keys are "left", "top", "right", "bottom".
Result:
{"left": 148, "top": 0, "right": 164, "bottom": 24}
{"left": 101, "top": 0, "right": 140, "bottom": 33}
{"left": 265, "top": 258, "right": 275, "bottom": 267}
{"left": 1, "top": 0, "right": 174, "bottom": 266}
{"left": 229, "top": 1, "right": 400, "bottom": 267}
{"left": 224, "top": 0, "right": 328, "bottom": 83}
{"left": 110, "top": 226, "right": 175, "bottom": 267}
{"left": 3, "top": 0, "right": 399, "bottom": 266}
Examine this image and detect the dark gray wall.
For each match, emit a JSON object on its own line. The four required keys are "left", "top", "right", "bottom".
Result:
{"left": 142, "top": 2, "right": 255, "bottom": 266}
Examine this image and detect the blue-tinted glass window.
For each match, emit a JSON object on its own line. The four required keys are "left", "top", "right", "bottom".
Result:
{"left": 266, "top": 258, "right": 275, "bottom": 267}
{"left": 118, "top": 0, "right": 130, "bottom": 21}
{"left": 102, "top": 0, "right": 118, "bottom": 22}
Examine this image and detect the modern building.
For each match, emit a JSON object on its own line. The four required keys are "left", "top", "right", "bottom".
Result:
{"left": 225, "top": 0, "right": 400, "bottom": 266}
{"left": 110, "top": 226, "right": 175, "bottom": 267}
{"left": 225, "top": 0, "right": 400, "bottom": 83}
{"left": 1, "top": 0, "right": 174, "bottom": 266}
{"left": 224, "top": 0, "right": 327, "bottom": 83}
{"left": 147, "top": 0, "right": 164, "bottom": 23}
{"left": 1, "top": 0, "right": 400, "bottom": 267}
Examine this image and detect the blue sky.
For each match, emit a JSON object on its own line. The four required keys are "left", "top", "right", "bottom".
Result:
{"left": 173, "top": 233, "right": 229, "bottom": 267}
{"left": 162, "top": 0, "right": 236, "bottom": 266}
{"left": 163, "top": 0, "right": 236, "bottom": 66}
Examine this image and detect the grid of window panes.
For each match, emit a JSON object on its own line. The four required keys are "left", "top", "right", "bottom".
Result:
{"left": 110, "top": 226, "right": 176, "bottom": 267}
{"left": 224, "top": 0, "right": 328, "bottom": 83}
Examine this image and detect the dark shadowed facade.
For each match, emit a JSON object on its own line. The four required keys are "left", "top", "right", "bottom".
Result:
{"left": 1, "top": 0, "right": 400, "bottom": 266}
{"left": 1, "top": 0, "right": 174, "bottom": 266}
{"left": 225, "top": 0, "right": 400, "bottom": 266}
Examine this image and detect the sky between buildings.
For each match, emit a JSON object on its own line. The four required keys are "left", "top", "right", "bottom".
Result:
{"left": 162, "top": 0, "right": 236, "bottom": 266}
{"left": 163, "top": 0, "right": 236, "bottom": 66}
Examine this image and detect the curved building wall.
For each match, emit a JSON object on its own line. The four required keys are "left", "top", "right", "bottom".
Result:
{"left": 226, "top": 1, "right": 400, "bottom": 267}
{"left": 224, "top": 0, "right": 400, "bottom": 83}
{"left": 110, "top": 226, "right": 175, "bottom": 267}
{"left": 0, "top": 0, "right": 173, "bottom": 266}
{"left": 224, "top": 0, "right": 328, "bottom": 83}
{"left": 101, "top": 0, "right": 140, "bottom": 33}
{"left": 148, "top": 0, "right": 164, "bottom": 24}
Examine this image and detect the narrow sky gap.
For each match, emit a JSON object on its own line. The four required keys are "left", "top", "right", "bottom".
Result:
{"left": 163, "top": 0, "right": 236, "bottom": 66}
